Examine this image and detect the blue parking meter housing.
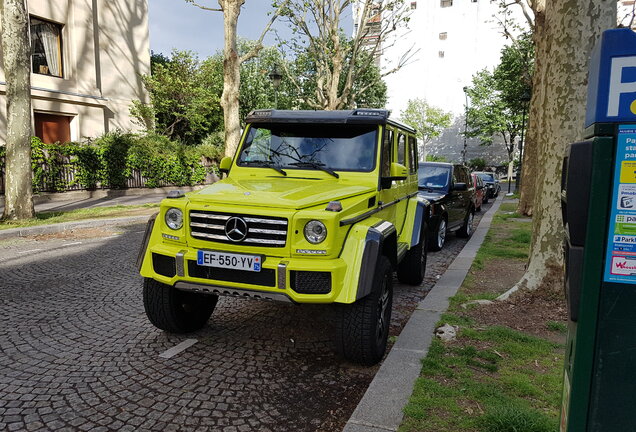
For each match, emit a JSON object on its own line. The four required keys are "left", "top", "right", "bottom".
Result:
{"left": 561, "top": 28, "right": 636, "bottom": 432}
{"left": 586, "top": 28, "right": 636, "bottom": 127}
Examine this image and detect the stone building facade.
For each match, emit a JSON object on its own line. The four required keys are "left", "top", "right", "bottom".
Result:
{"left": 0, "top": 0, "right": 150, "bottom": 144}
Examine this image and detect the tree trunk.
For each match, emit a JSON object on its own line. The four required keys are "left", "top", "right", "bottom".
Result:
{"left": 219, "top": 0, "right": 244, "bottom": 158}
{"left": 500, "top": 0, "right": 616, "bottom": 299}
{"left": 517, "top": 1, "right": 546, "bottom": 217}
{"left": 1, "top": 0, "right": 34, "bottom": 220}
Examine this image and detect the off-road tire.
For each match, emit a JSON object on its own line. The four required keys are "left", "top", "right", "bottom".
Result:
{"left": 397, "top": 225, "right": 428, "bottom": 285}
{"left": 429, "top": 217, "right": 447, "bottom": 251}
{"left": 143, "top": 278, "right": 217, "bottom": 333}
{"left": 336, "top": 256, "right": 393, "bottom": 365}
{"left": 457, "top": 209, "right": 475, "bottom": 238}
{"left": 483, "top": 194, "right": 489, "bottom": 204}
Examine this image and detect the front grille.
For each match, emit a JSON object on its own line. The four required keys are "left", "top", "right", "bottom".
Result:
{"left": 291, "top": 271, "right": 332, "bottom": 294}
{"left": 189, "top": 210, "right": 288, "bottom": 247}
{"left": 152, "top": 253, "right": 176, "bottom": 277}
{"left": 188, "top": 260, "right": 276, "bottom": 287}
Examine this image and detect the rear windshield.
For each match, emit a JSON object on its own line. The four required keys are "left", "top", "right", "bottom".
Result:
{"left": 418, "top": 165, "right": 451, "bottom": 191}
{"left": 477, "top": 173, "right": 495, "bottom": 182}
{"left": 237, "top": 123, "right": 378, "bottom": 172}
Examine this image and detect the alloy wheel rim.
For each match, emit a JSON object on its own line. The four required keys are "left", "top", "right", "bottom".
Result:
{"left": 376, "top": 277, "right": 390, "bottom": 343}
{"left": 438, "top": 220, "right": 446, "bottom": 248}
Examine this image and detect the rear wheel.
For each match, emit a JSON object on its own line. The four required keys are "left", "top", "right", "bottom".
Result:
{"left": 336, "top": 256, "right": 393, "bottom": 365}
{"left": 429, "top": 218, "right": 447, "bottom": 251}
{"left": 398, "top": 225, "right": 428, "bottom": 285}
{"left": 143, "top": 278, "right": 217, "bottom": 333}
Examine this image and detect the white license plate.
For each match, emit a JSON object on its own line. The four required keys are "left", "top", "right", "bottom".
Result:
{"left": 196, "top": 250, "right": 261, "bottom": 272}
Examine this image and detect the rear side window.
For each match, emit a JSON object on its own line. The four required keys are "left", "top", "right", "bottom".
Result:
{"left": 453, "top": 166, "right": 470, "bottom": 185}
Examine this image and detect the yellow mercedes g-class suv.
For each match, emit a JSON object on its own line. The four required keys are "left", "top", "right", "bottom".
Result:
{"left": 138, "top": 109, "right": 430, "bottom": 365}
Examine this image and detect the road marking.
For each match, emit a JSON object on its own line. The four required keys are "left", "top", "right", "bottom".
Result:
{"left": 159, "top": 339, "right": 198, "bottom": 359}
{"left": 61, "top": 242, "right": 83, "bottom": 247}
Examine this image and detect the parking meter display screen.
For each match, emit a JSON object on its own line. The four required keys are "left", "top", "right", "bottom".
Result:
{"left": 604, "top": 125, "right": 636, "bottom": 284}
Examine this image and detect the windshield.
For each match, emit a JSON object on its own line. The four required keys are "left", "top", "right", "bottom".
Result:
{"left": 418, "top": 165, "right": 451, "bottom": 191}
{"left": 477, "top": 173, "right": 495, "bottom": 182}
{"left": 236, "top": 123, "right": 378, "bottom": 172}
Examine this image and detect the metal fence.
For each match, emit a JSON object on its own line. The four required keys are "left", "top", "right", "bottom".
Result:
{"left": 0, "top": 156, "right": 212, "bottom": 195}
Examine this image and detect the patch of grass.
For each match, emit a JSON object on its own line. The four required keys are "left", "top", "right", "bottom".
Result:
{"left": 478, "top": 403, "right": 557, "bottom": 432}
{"left": 0, "top": 204, "right": 159, "bottom": 230}
{"left": 399, "top": 203, "right": 563, "bottom": 432}
{"left": 547, "top": 321, "right": 567, "bottom": 333}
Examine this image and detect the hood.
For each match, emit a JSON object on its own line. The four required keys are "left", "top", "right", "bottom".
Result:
{"left": 188, "top": 177, "right": 375, "bottom": 210}
{"left": 418, "top": 190, "right": 445, "bottom": 203}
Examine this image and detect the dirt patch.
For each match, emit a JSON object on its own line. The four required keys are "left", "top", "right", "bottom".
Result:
{"left": 463, "top": 277, "right": 567, "bottom": 344}
{"left": 30, "top": 226, "right": 123, "bottom": 241}
{"left": 463, "top": 258, "right": 526, "bottom": 297}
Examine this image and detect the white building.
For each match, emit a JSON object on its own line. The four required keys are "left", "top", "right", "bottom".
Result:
{"left": 0, "top": 0, "right": 150, "bottom": 144}
{"left": 380, "top": 0, "right": 519, "bottom": 118}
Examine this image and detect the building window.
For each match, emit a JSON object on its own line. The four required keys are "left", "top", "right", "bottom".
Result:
{"left": 30, "top": 17, "right": 63, "bottom": 78}
{"left": 410, "top": 1, "right": 417, "bottom": 9}
{"left": 438, "top": 51, "right": 445, "bottom": 58}
{"left": 34, "top": 113, "right": 72, "bottom": 144}
{"left": 440, "top": 0, "right": 453, "bottom": 7}
{"left": 439, "top": 32, "right": 447, "bottom": 40}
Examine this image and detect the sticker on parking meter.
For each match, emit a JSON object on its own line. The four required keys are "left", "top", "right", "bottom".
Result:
{"left": 605, "top": 125, "right": 636, "bottom": 283}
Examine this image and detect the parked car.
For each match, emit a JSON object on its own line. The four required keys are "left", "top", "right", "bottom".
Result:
{"left": 418, "top": 162, "right": 475, "bottom": 251}
{"left": 474, "top": 171, "right": 500, "bottom": 199}
{"left": 471, "top": 173, "right": 485, "bottom": 211}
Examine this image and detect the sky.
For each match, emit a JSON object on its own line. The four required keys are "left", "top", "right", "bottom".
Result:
{"left": 149, "top": 0, "right": 292, "bottom": 58}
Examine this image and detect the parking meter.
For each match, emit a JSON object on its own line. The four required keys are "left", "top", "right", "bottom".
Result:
{"left": 561, "top": 28, "right": 636, "bottom": 431}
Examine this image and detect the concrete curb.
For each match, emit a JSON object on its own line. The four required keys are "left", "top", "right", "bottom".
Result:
{"left": 0, "top": 215, "right": 151, "bottom": 241}
{"left": 343, "top": 196, "right": 505, "bottom": 432}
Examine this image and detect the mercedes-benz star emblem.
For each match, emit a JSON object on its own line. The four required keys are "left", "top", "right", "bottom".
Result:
{"left": 225, "top": 217, "right": 248, "bottom": 242}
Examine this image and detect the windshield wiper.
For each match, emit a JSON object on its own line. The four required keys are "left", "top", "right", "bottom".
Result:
{"left": 419, "top": 185, "right": 434, "bottom": 192}
{"left": 289, "top": 161, "right": 339, "bottom": 178}
{"left": 241, "top": 160, "right": 287, "bottom": 176}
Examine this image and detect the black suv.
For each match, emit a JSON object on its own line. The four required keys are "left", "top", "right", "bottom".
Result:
{"left": 418, "top": 162, "right": 475, "bottom": 251}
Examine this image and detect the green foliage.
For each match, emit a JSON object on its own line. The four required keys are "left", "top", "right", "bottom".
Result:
{"left": 425, "top": 154, "right": 448, "bottom": 162}
{"left": 133, "top": 50, "right": 224, "bottom": 145}
{"left": 400, "top": 98, "right": 452, "bottom": 145}
{"left": 6, "top": 133, "right": 215, "bottom": 194}
{"left": 468, "top": 157, "right": 487, "bottom": 171}
{"left": 547, "top": 321, "right": 567, "bottom": 333}
{"left": 465, "top": 34, "right": 533, "bottom": 163}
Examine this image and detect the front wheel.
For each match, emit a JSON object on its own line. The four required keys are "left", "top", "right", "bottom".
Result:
{"left": 398, "top": 225, "right": 428, "bottom": 285}
{"left": 143, "top": 278, "right": 218, "bottom": 333}
{"left": 336, "top": 256, "right": 393, "bottom": 365}
{"left": 457, "top": 209, "right": 474, "bottom": 238}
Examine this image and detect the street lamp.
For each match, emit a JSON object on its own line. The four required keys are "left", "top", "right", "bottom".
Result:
{"left": 462, "top": 86, "right": 469, "bottom": 165}
{"left": 516, "top": 90, "right": 531, "bottom": 192}
{"left": 268, "top": 67, "right": 283, "bottom": 109}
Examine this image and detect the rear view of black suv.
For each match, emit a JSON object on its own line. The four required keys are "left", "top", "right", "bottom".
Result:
{"left": 418, "top": 162, "right": 475, "bottom": 251}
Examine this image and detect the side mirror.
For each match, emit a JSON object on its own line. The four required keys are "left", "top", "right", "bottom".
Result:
{"left": 219, "top": 156, "right": 232, "bottom": 175}
{"left": 389, "top": 162, "right": 408, "bottom": 180}
{"left": 453, "top": 182, "right": 468, "bottom": 191}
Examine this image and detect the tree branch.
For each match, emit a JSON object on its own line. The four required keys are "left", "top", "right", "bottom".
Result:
{"left": 184, "top": 0, "right": 223, "bottom": 12}
{"left": 240, "top": 0, "right": 290, "bottom": 63}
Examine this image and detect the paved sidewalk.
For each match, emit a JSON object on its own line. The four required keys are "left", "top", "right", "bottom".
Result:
{"left": 0, "top": 186, "right": 203, "bottom": 240}
{"left": 343, "top": 195, "right": 505, "bottom": 432}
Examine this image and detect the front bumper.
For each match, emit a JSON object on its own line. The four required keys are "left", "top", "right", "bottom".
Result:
{"left": 142, "top": 242, "right": 348, "bottom": 304}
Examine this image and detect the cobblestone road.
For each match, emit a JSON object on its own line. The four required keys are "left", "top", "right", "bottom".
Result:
{"left": 0, "top": 202, "right": 491, "bottom": 432}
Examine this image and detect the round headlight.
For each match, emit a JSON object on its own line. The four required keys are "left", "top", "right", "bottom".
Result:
{"left": 304, "top": 220, "right": 327, "bottom": 244}
{"left": 165, "top": 208, "right": 183, "bottom": 230}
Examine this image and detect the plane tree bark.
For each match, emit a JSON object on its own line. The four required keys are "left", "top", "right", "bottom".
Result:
{"left": 499, "top": 0, "right": 616, "bottom": 299}
{"left": 1, "top": 0, "right": 35, "bottom": 220}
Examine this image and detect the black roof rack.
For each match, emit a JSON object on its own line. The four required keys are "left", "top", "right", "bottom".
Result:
{"left": 244, "top": 109, "right": 416, "bottom": 134}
